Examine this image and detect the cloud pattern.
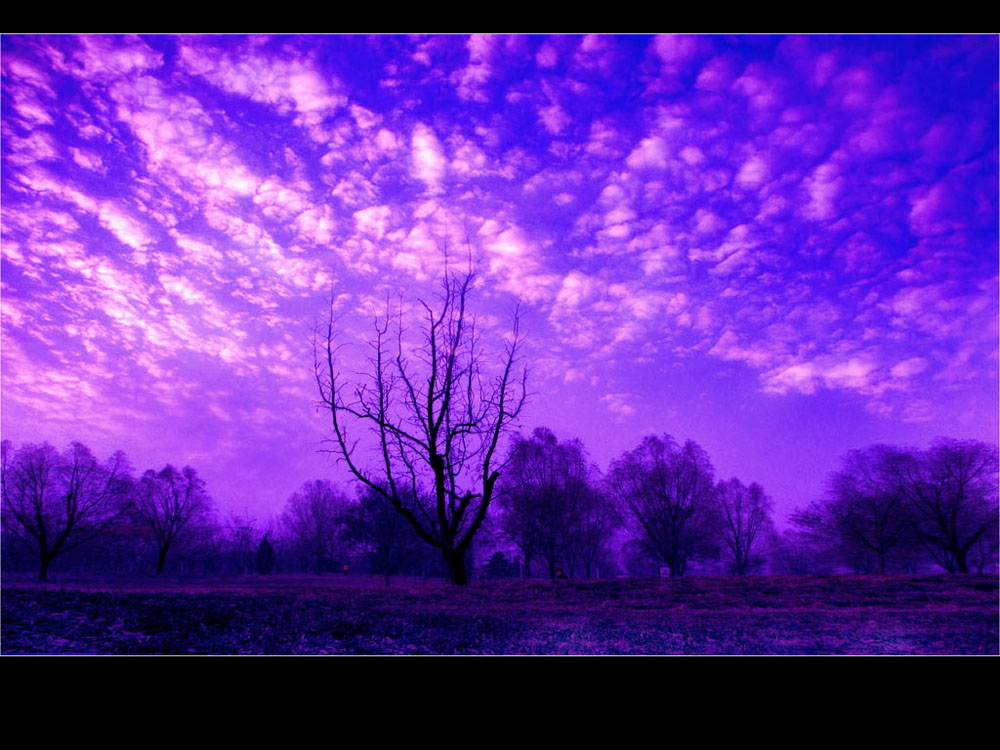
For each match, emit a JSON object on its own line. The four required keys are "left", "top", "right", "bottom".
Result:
{"left": 2, "top": 35, "right": 997, "bottom": 520}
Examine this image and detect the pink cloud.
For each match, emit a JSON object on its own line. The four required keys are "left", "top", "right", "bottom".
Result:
{"left": 179, "top": 42, "right": 345, "bottom": 137}
{"left": 735, "top": 154, "right": 770, "bottom": 190}
{"left": 536, "top": 42, "right": 558, "bottom": 69}
{"left": 353, "top": 205, "right": 392, "bottom": 240}
{"left": 890, "top": 357, "right": 929, "bottom": 378}
{"left": 411, "top": 123, "right": 447, "bottom": 193}
{"left": 625, "top": 136, "right": 670, "bottom": 171}
{"left": 72, "top": 35, "right": 163, "bottom": 82}
{"left": 802, "top": 160, "right": 844, "bottom": 221}
{"left": 695, "top": 56, "right": 737, "bottom": 92}
{"left": 600, "top": 392, "right": 638, "bottom": 421}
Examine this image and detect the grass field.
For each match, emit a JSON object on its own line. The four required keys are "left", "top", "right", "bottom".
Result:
{"left": 2, "top": 573, "right": 996, "bottom": 655}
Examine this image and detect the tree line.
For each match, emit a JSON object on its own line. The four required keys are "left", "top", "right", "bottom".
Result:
{"left": 4, "top": 430, "right": 995, "bottom": 582}
{"left": 789, "top": 439, "right": 998, "bottom": 575}
{"left": 0, "top": 440, "right": 446, "bottom": 581}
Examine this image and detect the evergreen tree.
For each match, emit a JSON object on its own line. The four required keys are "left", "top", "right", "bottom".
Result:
{"left": 255, "top": 535, "right": 276, "bottom": 575}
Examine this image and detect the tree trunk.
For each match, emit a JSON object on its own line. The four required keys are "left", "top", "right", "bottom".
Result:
{"left": 39, "top": 556, "right": 50, "bottom": 581}
{"left": 385, "top": 569, "right": 391, "bottom": 587}
{"left": 444, "top": 550, "right": 468, "bottom": 585}
{"left": 955, "top": 547, "right": 969, "bottom": 574}
{"left": 668, "top": 552, "right": 684, "bottom": 577}
{"left": 156, "top": 547, "right": 168, "bottom": 574}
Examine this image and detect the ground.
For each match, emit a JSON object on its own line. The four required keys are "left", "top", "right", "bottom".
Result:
{"left": 1, "top": 573, "right": 996, "bottom": 655}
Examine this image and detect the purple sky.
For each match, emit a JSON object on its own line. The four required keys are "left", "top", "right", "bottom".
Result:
{"left": 2, "top": 35, "right": 997, "bottom": 527}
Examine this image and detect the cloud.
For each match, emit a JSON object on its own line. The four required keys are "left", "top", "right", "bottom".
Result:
{"left": 536, "top": 41, "right": 559, "bottom": 69}
{"left": 179, "top": 40, "right": 345, "bottom": 136}
{"left": 625, "top": 137, "right": 670, "bottom": 171}
{"left": 411, "top": 123, "right": 447, "bottom": 193}
{"left": 73, "top": 35, "right": 163, "bottom": 81}
{"left": 735, "top": 154, "right": 770, "bottom": 190}
{"left": 890, "top": 357, "right": 929, "bottom": 378}
{"left": 452, "top": 34, "right": 497, "bottom": 103}
{"left": 600, "top": 392, "right": 638, "bottom": 421}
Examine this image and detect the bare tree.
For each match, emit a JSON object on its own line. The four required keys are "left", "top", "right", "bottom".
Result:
{"left": 282, "top": 479, "right": 349, "bottom": 574}
{"left": 494, "top": 449, "right": 541, "bottom": 578}
{"left": 345, "top": 483, "right": 419, "bottom": 586}
{"left": 226, "top": 511, "right": 261, "bottom": 575}
{"left": 131, "top": 464, "right": 213, "bottom": 574}
{"left": 497, "top": 428, "right": 593, "bottom": 579}
{"left": 569, "top": 483, "right": 621, "bottom": 579}
{"left": 608, "top": 434, "right": 717, "bottom": 577}
{"left": 769, "top": 528, "right": 838, "bottom": 576}
{"left": 792, "top": 445, "right": 917, "bottom": 574}
{"left": 1, "top": 440, "right": 131, "bottom": 580}
{"left": 714, "top": 478, "right": 773, "bottom": 576}
{"left": 968, "top": 532, "right": 999, "bottom": 575}
{"left": 316, "top": 267, "right": 526, "bottom": 584}
{"left": 889, "top": 438, "right": 999, "bottom": 574}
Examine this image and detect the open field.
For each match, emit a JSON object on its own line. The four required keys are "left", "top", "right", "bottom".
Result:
{"left": 2, "top": 574, "right": 997, "bottom": 655}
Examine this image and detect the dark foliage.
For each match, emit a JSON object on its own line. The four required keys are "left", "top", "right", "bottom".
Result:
{"left": 483, "top": 551, "right": 518, "bottom": 578}
{"left": 255, "top": 536, "right": 276, "bottom": 575}
{"left": 609, "top": 434, "right": 719, "bottom": 577}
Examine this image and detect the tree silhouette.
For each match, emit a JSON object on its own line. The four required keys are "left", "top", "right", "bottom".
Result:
{"left": 792, "top": 445, "right": 916, "bottom": 574}
{"left": 497, "top": 427, "right": 608, "bottom": 578}
{"left": 345, "top": 483, "right": 417, "bottom": 586}
{"left": 316, "top": 267, "right": 526, "bottom": 584}
{"left": 483, "top": 550, "right": 517, "bottom": 578}
{"left": 714, "top": 478, "right": 773, "bottom": 576}
{"left": 131, "top": 465, "right": 213, "bottom": 574}
{"left": 282, "top": 480, "right": 349, "bottom": 574}
{"left": 255, "top": 535, "right": 276, "bottom": 575}
{"left": 890, "top": 438, "right": 998, "bottom": 574}
{"left": 1, "top": 440, "right": 131, "bottom": 580}
{"left": 609, "top": 434, "right": 717, "bottom": 577}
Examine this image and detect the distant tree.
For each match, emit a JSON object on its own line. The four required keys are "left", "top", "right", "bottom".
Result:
{"left": 715, "top": 478, "right": 774, "bottom": 576}
{"left": 1, "top": 440, "right": 131, "bottom": 580}
{"left": 494, "top": 460, "right": 540, "bottom": 579}
{"left": 621, "top": 538, "right": 661, "bottom": 577}
{"left": 131, "top": 465, "right": 213, "bottom": 574}
{"left": 792, "top": 445, "right": 916, "bottom": 574}
{"left": 769, "top": 528, "right": 838, "bottom": 576}
{"left": 497, "top": 428, "right": 595, "bottom": 579}
{"left": 568, "top": 484, "right": 622, "bottom": 579}
{"left": 172, "top": 515, "right": 224, "bottom": 574}
{"left": 889, "top": 438, "right": 999, "bottom": 574}
{"left": 483, "top": 550, "right": 517, "bottom": 578}
{"left": 968, "top": 533, "right": 999, "bottom": 575}
{"left": 255, "top": 535, "right": 276, "bottom": 575}
{"left": 608, "top": 434, "right": 717, "bottom": 577}
{"left": 282, "top": 479, "right": 349, "bottom": 574}
{"left": 226, "top": 512, "right": 260, "bottom": 574}
{"left": 316, "top": 266, "right": 527, "bottom": 584}
{"left": 345, "top": 483, "right": 416, "bottom": 586}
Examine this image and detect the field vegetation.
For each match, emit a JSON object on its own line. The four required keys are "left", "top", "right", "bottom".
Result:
{"left": 2, "top": 573, "right": 996, "bottom": 655}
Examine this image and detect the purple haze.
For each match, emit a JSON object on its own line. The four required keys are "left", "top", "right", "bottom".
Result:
{"left": 1, "top": 35, "right": 997, "bottom": 526}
